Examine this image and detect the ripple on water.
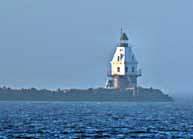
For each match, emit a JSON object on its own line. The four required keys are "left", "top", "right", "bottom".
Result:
{"left": 0, "top": 102, "right": 193, "bottom": 138}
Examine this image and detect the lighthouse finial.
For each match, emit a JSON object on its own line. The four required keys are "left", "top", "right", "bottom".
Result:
{"left": 120, "top": 28, "right": 123, "bottom": 35}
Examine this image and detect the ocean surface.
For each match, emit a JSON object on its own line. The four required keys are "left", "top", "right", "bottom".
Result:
{"left": 0, "top": 101, "right": 193, "bottom": 139}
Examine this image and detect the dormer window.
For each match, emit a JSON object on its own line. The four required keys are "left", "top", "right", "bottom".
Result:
{"left": 120, "top": 54, "right": 123, "bottom": 59}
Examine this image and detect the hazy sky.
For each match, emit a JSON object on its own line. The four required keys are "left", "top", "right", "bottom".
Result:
{"left": 0, "top": 0, "right": 193, "bottom": 95}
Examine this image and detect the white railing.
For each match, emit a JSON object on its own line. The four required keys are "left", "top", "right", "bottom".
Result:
{"left": 126, "top": 69, "right": 142, "bottom": 76}
{"left": 107, "top": 70, "right": 112, "bottom": 77}
{"left": 107, "top": 69, "right": 142, "bottom": 76}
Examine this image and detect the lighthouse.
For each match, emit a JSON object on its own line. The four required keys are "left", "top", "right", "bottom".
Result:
{"left": 105, "top": 30, "right": 142, "bottom": 90}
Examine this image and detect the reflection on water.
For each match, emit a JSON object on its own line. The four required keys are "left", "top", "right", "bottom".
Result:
{"left": 0, "top": 101, "right": 193, "bottom": 138}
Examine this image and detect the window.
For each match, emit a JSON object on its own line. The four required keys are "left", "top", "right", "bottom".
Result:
{"left": 120, "top": 54, "right": 123, "bottom": 59}
{"left": 117, "top": 67, "right": 120, "bottom": 72}
{"left": 132, "top": 67, "right": 135, "bottom": 72}
{"left": 117, "top": 56, "right": 120, "bottom": 61}
{"left": 125, "top": 67, "right": 128, "bottom": 72}
{"left": 132, "top": 55, "right": 134, "bottom": 61}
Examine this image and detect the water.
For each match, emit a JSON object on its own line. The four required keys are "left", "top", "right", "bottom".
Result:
{"left": 0, "top": 101, "right": 193, "bottom": 139}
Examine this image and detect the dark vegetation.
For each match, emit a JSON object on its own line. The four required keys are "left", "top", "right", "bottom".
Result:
{"left": 0, "top": 86, "right": 173, "bottom": 102}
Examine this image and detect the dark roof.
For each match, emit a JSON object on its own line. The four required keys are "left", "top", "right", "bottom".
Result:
{"left": 120, "top": 32, "right": 128, "bottom": 40}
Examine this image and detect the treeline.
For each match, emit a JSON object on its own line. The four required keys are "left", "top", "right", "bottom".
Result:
{"left": 0, "top": 86, "right": 65, "bottom": 94}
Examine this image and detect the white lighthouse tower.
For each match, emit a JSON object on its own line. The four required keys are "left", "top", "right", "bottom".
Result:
{"left": 105, "top": 30, "right": 142, "bottom": 90}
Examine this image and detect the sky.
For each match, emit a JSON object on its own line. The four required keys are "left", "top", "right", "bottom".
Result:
{"left": 0, "top": 0, "right": 193, "bottom": 96}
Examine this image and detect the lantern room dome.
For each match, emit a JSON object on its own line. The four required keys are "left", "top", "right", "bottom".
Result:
{"left": 120, "top": 32, "right": 128, "bottom": 40}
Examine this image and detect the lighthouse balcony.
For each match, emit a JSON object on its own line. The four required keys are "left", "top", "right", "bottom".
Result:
{"left": 126, "top": 69, "right": 142, "bottom": 76}
{"left": 107, "top": 70, "right": 113, "bottom": 77}
{"left": 107, "top": 69, "right": 142, "bottom": 77}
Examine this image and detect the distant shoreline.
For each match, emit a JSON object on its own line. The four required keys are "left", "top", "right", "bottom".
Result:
{"left": 0, "top": 87, "right": 173, "bottom": 102}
